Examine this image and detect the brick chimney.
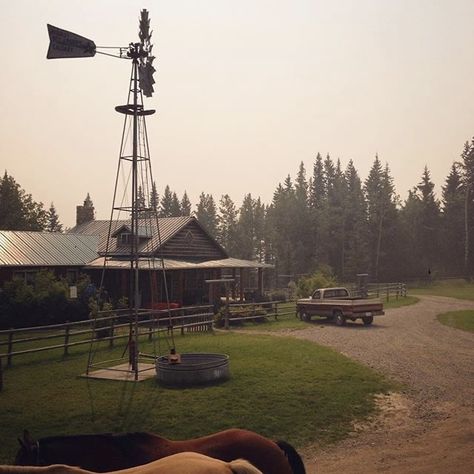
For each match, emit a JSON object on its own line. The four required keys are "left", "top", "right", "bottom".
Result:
{"left": 76, "top": 193, "right": 95, "bottom": 226}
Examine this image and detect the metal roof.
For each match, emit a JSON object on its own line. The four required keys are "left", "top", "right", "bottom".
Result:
{"left": 69, "top": 216, "right": 211, "bottom": 256}
{"left": 0, "top": 231, "right": 99, "bottom": 267}
{"left": 85, "top": 256, "right": 273, "bottom": 271}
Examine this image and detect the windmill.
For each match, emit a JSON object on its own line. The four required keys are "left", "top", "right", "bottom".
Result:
{"left": 47, "top": 10, "right": 173, "bottom": 381}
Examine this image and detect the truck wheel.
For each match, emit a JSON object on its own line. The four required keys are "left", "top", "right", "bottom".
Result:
{"left": 362, "top": 316, "right": 374, "bottom": 325}
{"left": 300, "top": 311, "right": 311, "bottom": 322}
{"left": 334, "top": 310, "right": 346, "bottom": 326}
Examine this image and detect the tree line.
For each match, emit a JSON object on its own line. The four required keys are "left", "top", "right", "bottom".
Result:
{"left": 1, "top": 137, "right": 474, "bottom": 282}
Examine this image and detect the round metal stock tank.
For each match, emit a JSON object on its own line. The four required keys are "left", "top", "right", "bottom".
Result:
{"left": 156, "top": 353, "right": 230, "bottom": 386}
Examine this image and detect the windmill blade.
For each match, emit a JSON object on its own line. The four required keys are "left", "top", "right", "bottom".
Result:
{"left": 47, "top": 24, "right": 96, "bottom": 59}
{"left": 137, "top": 9, "right": 155, "bottom": 97}
{"left": 139, "top": 10, "right": 151, "bottom": 43}
{"left": 139, "top": 59, "right": 156, "bottom": 97}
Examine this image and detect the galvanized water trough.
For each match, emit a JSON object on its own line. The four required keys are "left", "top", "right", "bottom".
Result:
{"left": 156, "top": 352, "right": 230, "bottom": 386}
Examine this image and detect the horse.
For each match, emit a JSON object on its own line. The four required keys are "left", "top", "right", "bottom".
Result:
{"left": 4, "top": 451, "right": 263, "bottom": 474}
{"left": 15, "top": 429, "right": 306, "bottom": 474}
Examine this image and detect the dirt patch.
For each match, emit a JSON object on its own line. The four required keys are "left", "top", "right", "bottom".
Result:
{"left": 302, "top": 393, "right": 474, "bottom": 474}
{"left": 290, "top": 295, "right": 474, "bottom": 473}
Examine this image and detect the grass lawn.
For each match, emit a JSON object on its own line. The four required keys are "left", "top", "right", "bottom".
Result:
{"left": 0, "top": 330, "right": 394, "bottom": 463}
{"left": 437, "top": 310, "right": 474, "bottom": 333}
{"left": 409, "top": 280, "right": 474, "bottom": 300}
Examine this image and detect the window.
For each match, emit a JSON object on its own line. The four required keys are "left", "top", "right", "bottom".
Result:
{"left": 324, "top": 289, "right": 336, "bottom": 298}
{"left": 66, "top": 270, "right": 78, "bottom": 285}
{"left": 119, "top": 233, "right": 132, "bottom": 245}
{"left": 13, "top": 271, "right": 37, "bottom": 284}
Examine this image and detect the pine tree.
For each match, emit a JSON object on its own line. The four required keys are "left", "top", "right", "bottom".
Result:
{"left": 150, "top": 181, "right": 159, "bottom": 214}
{"left": 343, "top": 160, "right": 368, "bottom": 279}
{"left": 293, "top": 162, "right": 312, "bottom": 274}
{"left": 195, "top": 192, "right": 218, "bottom": 237}
{"left": 159, "top": 185, "right": 173, "bottom": 217}
{"left": 217, "top": 194, "right": 239, "bottom": 255}
{"left": 237, "top": 194, "right": 256, "bottom": 260}
{"left": 180, "top": 191, "right": 192, "bottom": 216}
{"left": 440, "top": 163, "right": 464, "bottom": 274}
{"left": 309, "top": 152, "right": 327, "bottom": 266}
{"left": 170, "top": 192, "right": 181, "bottom": 217}
{"left": 47, "top": 203, "right": 63, "bottom": 232}
{"left": 364, "top": 156, "right": 398, "bottom": 281}
{"left": 253, "top": 198, "right": 266, "bottom": 263}
{"left": 266, "top": 179, "right": 296, "bottom": 278}
{"left": 416, "top": 166, "right": 441, "bottom": 273}
{"left": 459, "top": 139, "right": 474, "bottom": 277}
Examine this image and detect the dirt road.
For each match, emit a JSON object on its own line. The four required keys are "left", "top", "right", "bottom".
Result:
{"left": 291, "top": 295, "right": 474, "bottom": 474}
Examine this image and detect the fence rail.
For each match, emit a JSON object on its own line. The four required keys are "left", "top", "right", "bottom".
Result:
{"left": 227, "top": 300, "right": 291, "bottom": 325}
{"left": 0, "top": 305, "right": 214, "bottom": 367}
{"left": 364, "top": 283, "right": 407, "bottom": 300}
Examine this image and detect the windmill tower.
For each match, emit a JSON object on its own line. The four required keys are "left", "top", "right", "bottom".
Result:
{"left": 47, "top": 11, "right": 171, "bottom": 381}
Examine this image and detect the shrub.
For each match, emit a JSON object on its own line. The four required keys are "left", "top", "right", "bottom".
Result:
{"left": 0, "top": 271, "right": 90, "bottom": 329}
{"left": 296, "top": 266, "right": 338, "bottom": 298}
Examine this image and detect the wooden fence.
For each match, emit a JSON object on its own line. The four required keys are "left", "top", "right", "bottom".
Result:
{"left": 350, "top": 282, "right": 407, "bottom": 300}
{"left": 0, "top": 305, "right": 214, "bottom": 367}
{"left": 225, "top": 300, "right": 290, "bottom": 327}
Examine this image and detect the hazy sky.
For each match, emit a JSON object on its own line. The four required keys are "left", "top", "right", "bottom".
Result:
{"left": 1, "top": 0, "right": 473, "bottom": 228}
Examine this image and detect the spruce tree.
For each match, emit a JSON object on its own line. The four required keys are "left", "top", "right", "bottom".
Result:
{"left": 217, "top": 194, "right": 239, "bottom": 255}
{"left": 170, "top": 192, "right": 181, "bottom": 217}
{"left": 364, "top": 156, "right": 398, "bottom": 281}
{"left": 180, "top": 191, "right": 192, "bottom": 216}
{"left": 416, "top": 166, "right": 441, "bottom": 274}
{"left": 159, "top": 185, "right": 174, "bottom": 217}
{"left": 47, "top": 203, "right": 63, "bottom": 232}
{"left": 441, "top": 163, "right": 464, "bottom": 275}
{"left": 343, "top": 160, "right": 368, "bottom": 279}
{"left": 237, "top": 194, "right": 256, "bottom": 260}
{"left": 150, "top": 181, "right": 159, "bottom": 214}
{"left": 195, "top": 192, "right": 218, "bottom": 237}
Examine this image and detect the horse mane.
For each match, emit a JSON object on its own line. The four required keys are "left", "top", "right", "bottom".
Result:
{"left": 275, "top": 440, "right": 306, "bottom": 474}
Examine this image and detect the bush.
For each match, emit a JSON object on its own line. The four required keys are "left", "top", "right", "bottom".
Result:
{"left": 0, "top": 271, "right": 90, "bottom": 329}
{"left": 265, "top": 289, "right": 288, "bottom": 302}
{"left": 296, "top": 266, "right": 338, "bottom": 298}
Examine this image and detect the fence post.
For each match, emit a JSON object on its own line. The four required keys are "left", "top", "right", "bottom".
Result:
{"left": 0, "top": 357, "right": 3, "bottom": 392}
{"left": 64, "top": 321, "right": 70, "bottom": 356}
{"left": 109, "top": 317, "right": 115, "bottom": 348}
{"left": 7, "top": 330, "right": 13, "bottom": 367}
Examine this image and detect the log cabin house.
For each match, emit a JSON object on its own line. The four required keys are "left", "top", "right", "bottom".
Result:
{"left": 0, "top": 216, "right": 272, "bottom": 308}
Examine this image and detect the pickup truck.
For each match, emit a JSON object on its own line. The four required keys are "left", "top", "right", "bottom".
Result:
{"left": 296, "top": 287, "right": 384, "bottom": 326}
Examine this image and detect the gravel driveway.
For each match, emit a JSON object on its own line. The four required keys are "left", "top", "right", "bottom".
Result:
{"left": 288, "top": 295, "right": 474, "bottom": 474}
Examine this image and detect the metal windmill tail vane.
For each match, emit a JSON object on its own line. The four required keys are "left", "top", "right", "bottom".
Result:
{"left": 46, "top": 9, "right": 155, "bottom": 97}
{"left": 47, "top": 24, "right": 96, "bottom": 59}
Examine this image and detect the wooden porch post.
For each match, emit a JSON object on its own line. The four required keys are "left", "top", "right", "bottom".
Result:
{"left": 232, "top": 268, "right": 236, "bottom": 300}
{"left": 258, "top": 267, "right": 263, "bottom": 297}
{"left": 179, "top": 270, "right": 185, "bottom": 304}
{"left": 239, "top": 268, "right": 244, "bottom": 302}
